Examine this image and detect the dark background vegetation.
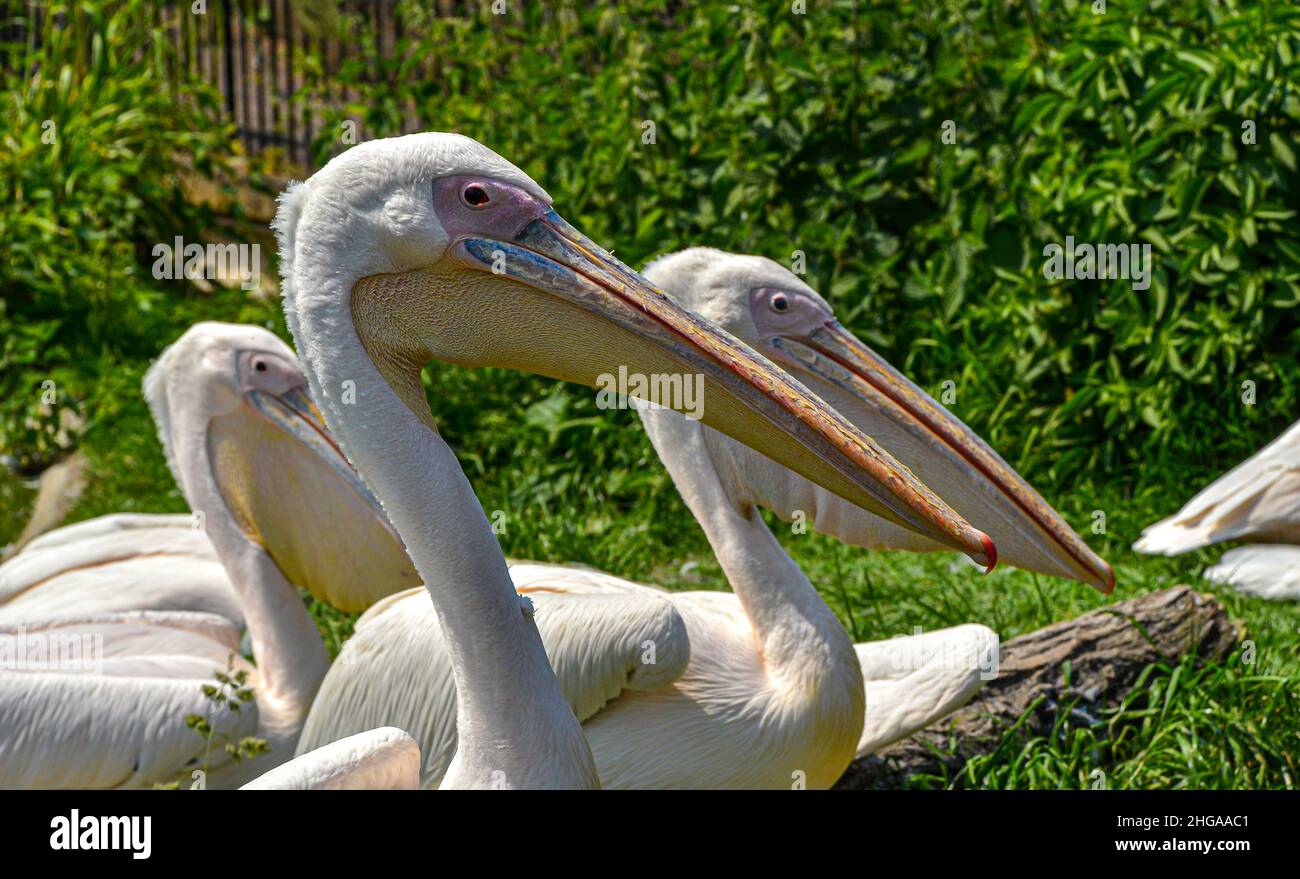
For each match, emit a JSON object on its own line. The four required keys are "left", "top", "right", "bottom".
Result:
{"left": 2, "top": 0, "right": 1298, "bottom": 787}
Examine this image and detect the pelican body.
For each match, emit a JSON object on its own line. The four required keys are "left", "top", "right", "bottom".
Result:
{"left": 0, "top": 323, "right": 416, "bottom": 788}
{"left": 1136, "top": 417, "right": 1300, "bottom": 599}
{"left": 272, "top": 132, "right": 1008, "bottom": 788}
{"left": 0, "top": 514, "right": 241, "bottom": 627}
{"left": 293, "top": 243, "right": 1111, "bottom": 789}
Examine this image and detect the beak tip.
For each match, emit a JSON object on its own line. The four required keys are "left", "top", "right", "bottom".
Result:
{"left": 1098, "top": 561, "right": 1117, "bottom": 595}
{"left": 980, "top": 533, "right": 998, "bottom": 574}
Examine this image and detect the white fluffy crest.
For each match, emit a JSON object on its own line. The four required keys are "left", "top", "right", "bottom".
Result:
{"left": 142, "top": 321, "right": 293, "bottom": 493}
{"left": 643, "top": 246, "right": 831, "bottom": 329}
{"left": 274, "top": 132, "right": 549, "bottom": 353}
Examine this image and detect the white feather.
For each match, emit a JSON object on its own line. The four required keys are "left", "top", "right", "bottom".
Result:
{"left": 1136, "top": 418, "right": 1300, "bottom": 555}
{"left": 1203, "top": 544, "right": 1300, "bottom": 601}
{"left": 241, "top": 727, "right": 420, "bottom": 790}
{"left": 301, "top": 563, "right": 994, "bottom": 788}
{"left": 0, "top": 612, "right": 260, "bottom": 788}
{"left": 0, "top": 514, "right": 240, "bottom": 626}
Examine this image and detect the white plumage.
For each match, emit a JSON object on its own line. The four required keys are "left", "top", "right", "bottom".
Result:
{"left": 854, "top": 625, "right": 999, "bottom": 756}
{"left": 240, "top": 727, "right": 420, "bottom": 790}
{"left": 300, "top": 565, "right": 996, "bottom": 788}
{"left": 0, "top": 514, "right": 240, "bottom": 627}
{"left": 1135, "top": 417, "right": 1300, "bottom": 599}
{"left": 0, "top": 611, "right": 258, "bottom": 788}
{"left": 1204, "top": 545, "right": 1300, "bottom": 600}
{"left": 295, "top": 242, "right": 1105, "bottom": 789}
{"left": 1136, "top": 418, "right": 1300, "bottom": 555}
{"left": 0, "top": 322, "right": 369, "bottom": 787}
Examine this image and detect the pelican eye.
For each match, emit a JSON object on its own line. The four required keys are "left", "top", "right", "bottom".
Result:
{"left": 462, "top": 184, "right": 491, "bottom": 208}
{"left": 254, "top": 360, "right": 268, "bottom": 372}
{"left": 770, "top": 293, "right": 790, "bottom": 313}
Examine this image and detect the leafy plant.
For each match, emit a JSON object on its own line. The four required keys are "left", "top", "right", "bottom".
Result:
{"left": 178, "top": 653, "right": 269, "bottom": 788}
{"left": 7, "top": 0, "right": 1300, "bottom": 789}
{"left": 285, "top": 0, "right": 1300, "bottom": 492}
{"left": 0, "top": 1, "right": 237, "bottom": 469}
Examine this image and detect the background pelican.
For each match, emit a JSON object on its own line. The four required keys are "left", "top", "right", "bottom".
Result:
{"left": 0, "top": 513, "right": 239, "bottom": 626}
{"left": 6, "top": 322, "right": 1002, "bottom": 774}
{"left": 0, "top": 322, "right": 415, "bottom": 788}
{"left": 296, "top": 243, "right": 1111, "bottom": 788}
{"left": 0, "top": 320, "right": 419, "bottom": 629}
{"left": 1135, "top": 418, "right": 1300, "bottom": 599}
{"left": 275, "top": 132, "right": 995, "bottom": 788}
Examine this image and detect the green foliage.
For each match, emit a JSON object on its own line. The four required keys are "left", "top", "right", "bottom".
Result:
{"left": 299, "top": 0, "right": 1300, "bottom": 487}
{"left": 0, "top": 1, "right": 238, "bottom": 469}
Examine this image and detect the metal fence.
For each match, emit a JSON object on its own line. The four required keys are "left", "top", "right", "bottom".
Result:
{"left": 1, "top": 0, "right": 468, "bottom": 170}
{"left": 168, "top": 0, "right": 415, "bottom": 169}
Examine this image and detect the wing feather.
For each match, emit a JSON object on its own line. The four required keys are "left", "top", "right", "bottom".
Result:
{"left": 1204, "top": 544, "right": 1300, "bottom": 601}
{"left": 18, "top": 513, "right": 199, "bottom": 554}
{"left": 853, "top": 624, "right": 998, "bottom": 758}
{"left": 1136, "top": 419, "right": 1300, "bottom": 554}
{"left": 241, "top": 727, "right": 420, "bottom": 790}
{"left": 0, "top": 514, "right": 239, "bottom": 626}
{"left": 0, "top": 612, "right": 255, "bottom": 788}
{"left": 298, "top": 569, "right": 688, "bottom": 788}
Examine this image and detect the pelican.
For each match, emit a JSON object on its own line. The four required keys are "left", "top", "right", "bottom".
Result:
{"left": 2, "top": 317, "right": 992, "bottom": 767}
{"left": 274, "top": 132, "right": 1001, "bottom": 788}
{"left": 294, "top": 237, "right": 1112, "bottom": 788}
{"left": 0, "top": 322, "right": 417, "bottom": 788}
{"left": 1135, "top": 417, "right": 1300, "bottom": 599}
{"left": 0, "top": 320, "right": 421, "bottom": 630}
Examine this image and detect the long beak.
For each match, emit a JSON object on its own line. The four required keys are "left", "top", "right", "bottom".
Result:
{"left": 246, "top": 385, "right": 384, "bottom": 514}
{"left": 232, "top": 385, "right": 421, "bottom": 611}
{"left": 767, "top": 321, "right": 1114, "bottom": 593}
{"left": 447, "top": 211, "right": 995, "bottom": 568}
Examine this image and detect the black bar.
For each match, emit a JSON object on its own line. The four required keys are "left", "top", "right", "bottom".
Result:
{"left": 7, "top": 791, "right": 1289, "bottom": 865}
{"left": 283, "top": 0, "right": 297, "bottom": 167}
{"left": 221, "top": 0, "right": 235, "bottom": 122}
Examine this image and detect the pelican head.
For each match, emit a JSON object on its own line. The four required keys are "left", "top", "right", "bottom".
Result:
{"left": 275, "top": 133, "right": 993, "bottom": 565}
{"left": 144, "top": 322, "right": 419, "bottom": 610}
{"left": 641, "top": 248, "right": 1114, "bottom": 593}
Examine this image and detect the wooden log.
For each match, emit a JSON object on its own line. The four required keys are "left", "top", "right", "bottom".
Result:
{"left": 834, "top": 585, "right": 1239, "bottom": 789}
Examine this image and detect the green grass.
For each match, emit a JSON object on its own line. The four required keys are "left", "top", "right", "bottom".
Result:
{"left": 951, "top": 654, "right": 1299, "bottom": 789}
{"left": 6, "top": 356, "right": 1297, "bottom": 790}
